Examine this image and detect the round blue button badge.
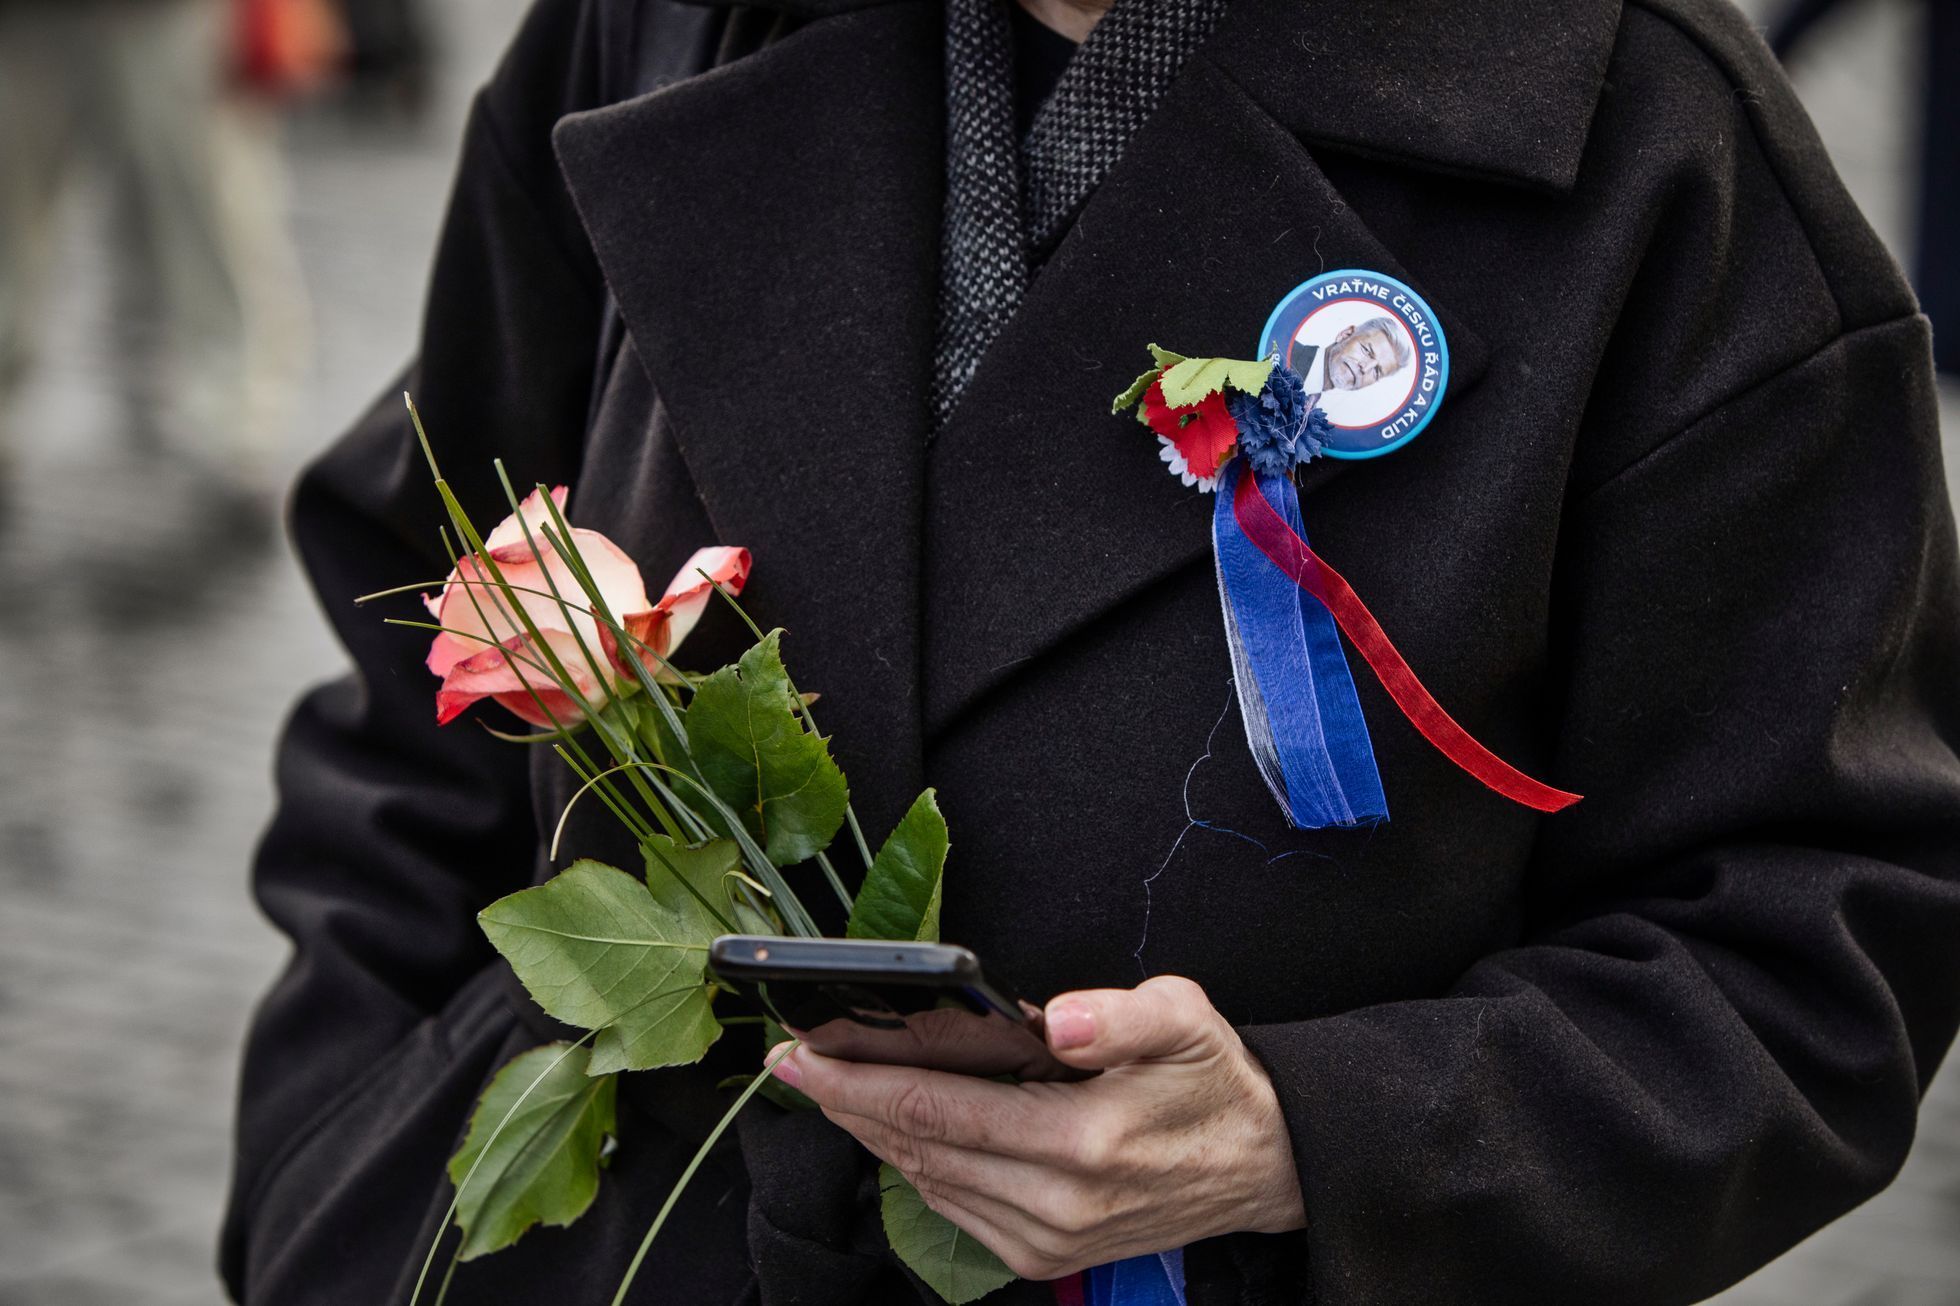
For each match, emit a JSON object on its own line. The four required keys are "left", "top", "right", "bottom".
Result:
{"left": 1256, "top": 269, "right": 1450, "bottom": 460}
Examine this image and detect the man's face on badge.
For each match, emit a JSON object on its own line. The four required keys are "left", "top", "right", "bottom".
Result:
{"left": 1323, "top": 324, "right": 1403, "bottom": 391}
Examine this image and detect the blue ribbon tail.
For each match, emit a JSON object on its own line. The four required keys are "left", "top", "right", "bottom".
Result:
{"left": 1086, "top": 1248, "right": 1186, "bottom": 1306}
{"left": 1212, "top": 458, "right": 1387, "bottom": 828}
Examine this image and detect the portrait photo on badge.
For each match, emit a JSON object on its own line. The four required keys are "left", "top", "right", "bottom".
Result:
{"left": 1259, "top": 270, "right": 1450, "bottom": 459}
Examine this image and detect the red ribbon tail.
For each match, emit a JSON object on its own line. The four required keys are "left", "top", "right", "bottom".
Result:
{"left": 1231, "top": 471, "right": 1582, "bottom": 814}
{"left": 1050, "top": 1272, "right": 1087, "bottom": 1306}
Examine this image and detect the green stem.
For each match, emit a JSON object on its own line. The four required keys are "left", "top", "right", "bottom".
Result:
{"left": 431, "top": 1246, "right": 461, "bottom": 1306}
{"left": 553, "top": 748, "right": 740, "bottom": 935}
{"left": 609, "top": 1044, "right": 797, "bottom": 1306}
{"left": 407, "top": 1032, "right": 598, "bottom": 1306}
{"left": 634, "top": 762, "right": 824, "bottom": 938}
{"left": 814, "top": 851, "right": 855, "bottom": 916}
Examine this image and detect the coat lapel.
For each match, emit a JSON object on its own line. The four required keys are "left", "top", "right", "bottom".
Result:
{"left": 922, "top": 44, "right": 1492, "bottom": 734}
{"left": 549, "top": 0, "right": 1619, "bottom": 757}
{"left": 552, "top": 0, "right": 942, "bottom": 836}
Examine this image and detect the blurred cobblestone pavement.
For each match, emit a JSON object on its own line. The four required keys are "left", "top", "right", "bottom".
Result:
{"left": 0, "top": 2, "right": 526, "bottom": 1302}
{"left": 0, "top": 2, "right": 1954, "bottom": 1304}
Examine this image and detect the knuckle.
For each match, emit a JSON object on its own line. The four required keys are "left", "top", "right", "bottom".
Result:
{"left": 1146, "top": 974, "right": 1209, "bottom": 1019}
{"left": 1146, "top": 974, "right": 1227, "bottom": 1051}
{"left": 889, "top": 1080, "right": 947, "bottom": 1142}
{"left": 880, "top": 1129, "right": 928, "bottom": 1176}
{"left": 1064, "top": 1111, "right": 1125, "bottom": 1173}
{"left": 910, "top": 1174, "right": 954, "bottom": 1212}
{"left": 1001, "top": 1246, "right": 1067, "bottom": 1281}
{"left": 1033, "top": 1183, "right": 1104, "bottom": 1237}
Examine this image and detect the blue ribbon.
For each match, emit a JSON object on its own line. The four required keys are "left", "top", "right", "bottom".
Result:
{"left": 1086, "top": 1248, "right": 1185, "bottom": 1306}
{"left": 1211, "top": 458, "right": 1386, "bottom": 828}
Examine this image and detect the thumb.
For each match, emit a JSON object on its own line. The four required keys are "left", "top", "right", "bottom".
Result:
{"left": 1043, "top": 975, "right": 1225, "bottom": 1071}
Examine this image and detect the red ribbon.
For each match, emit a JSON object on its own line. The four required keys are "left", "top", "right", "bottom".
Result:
{"left": 1231, "top": 470, "right": 1582, "bottom": 814}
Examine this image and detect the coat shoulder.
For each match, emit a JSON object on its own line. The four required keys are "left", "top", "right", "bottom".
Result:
{"left": 1596, "top": 0, "right": 1914, "bottom": 331}
{"left": 1550, "top": 0, "right": 1922, "bottom": 483}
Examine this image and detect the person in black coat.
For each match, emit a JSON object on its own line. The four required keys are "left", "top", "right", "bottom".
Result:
{"left": 220, "top": 0, "right": 1960, "bottom": 1303}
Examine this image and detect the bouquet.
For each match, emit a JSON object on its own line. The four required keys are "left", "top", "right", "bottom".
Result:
{"left": 365, "top": 401, "right": 1016, "bottom": 1306}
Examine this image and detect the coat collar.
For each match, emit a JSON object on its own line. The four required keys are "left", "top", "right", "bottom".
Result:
{"left": 667, "top": 0, "right": 1624, "bottom": 192}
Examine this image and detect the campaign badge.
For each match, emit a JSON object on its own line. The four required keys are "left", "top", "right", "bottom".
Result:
{"left": 1256, "top": 269, "right": 1450, "bottom": 460}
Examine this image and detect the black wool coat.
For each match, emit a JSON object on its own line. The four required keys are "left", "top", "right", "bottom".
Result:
{"left": 221, "top": 0, "right": 1960, "bottom": 1302}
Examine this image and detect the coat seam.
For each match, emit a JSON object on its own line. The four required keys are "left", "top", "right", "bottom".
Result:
{"left": 1575, "top": 311, "right": 1926, "bottom": 504}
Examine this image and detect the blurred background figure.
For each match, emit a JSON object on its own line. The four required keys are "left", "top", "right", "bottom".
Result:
{"left": 0, "top": 0, "right": 336, "bottom": 500}
{"left": 336, "top": 0, "right": 435, "bottom": 118}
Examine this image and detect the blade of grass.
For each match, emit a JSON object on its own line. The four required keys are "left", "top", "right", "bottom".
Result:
{"left": 601, "top": 761, "right": 823, "bottom": 938}
{"left": 609, "top": 1043, "right": 797, "bottom": 1306}
{"left": 813, "top": 851, "right": 854, "bottom": 916}
{"left": 547, "top": 752, "right": 739, "bottom": 936}
{"left": 530, "top": 494, "right": 705, "bottom": 789}
{"left": 487, "top": 464, "right": 619, "bottom": 748}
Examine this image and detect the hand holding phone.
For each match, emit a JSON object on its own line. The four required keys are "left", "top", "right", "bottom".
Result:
{"left": 707, "top": 935, "right": 1092, "bottom": 1081}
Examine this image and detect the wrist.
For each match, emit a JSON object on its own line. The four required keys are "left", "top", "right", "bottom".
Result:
{"left": 1235, "top": 1044, "right": 1309, "bottom": 1234}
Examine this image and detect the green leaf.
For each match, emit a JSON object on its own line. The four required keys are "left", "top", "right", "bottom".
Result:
{"left": 846, "top": 789, "right": 948, "bottom": 943}
{"left": 643, "top": 834, "right": 776, "bottom": 936}
{"left": 1157, "top": 355, "right": 1274, "bottom": 408}
{"left": 479, "top": 860, "right": 722, "bottom": 1074}
{"left": 1146, "top": 342, "right": 1187, "bottom": 371}
{"left": 448, "top": 1043, "right": 617, "bottom": 1260}
{"left": 685, "top": 631, "right": 849, "bottom": 866}
{"left": 1110, "top": 365, "right": 1161, "bottom": 415}
{"left": 879, "top": 1164, "right": 1016, "bottom": 1304}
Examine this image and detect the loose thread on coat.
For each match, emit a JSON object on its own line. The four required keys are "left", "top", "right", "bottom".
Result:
{"left": 1133, "top": 684, "right": 1258, "bottom": 977}
{"left": 1133, "top": 681, "right": 1343, "bottom": 976}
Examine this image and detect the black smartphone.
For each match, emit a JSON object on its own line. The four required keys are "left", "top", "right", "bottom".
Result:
{"left": 707, "top": 935, "right": 1090, "bottom": 1082}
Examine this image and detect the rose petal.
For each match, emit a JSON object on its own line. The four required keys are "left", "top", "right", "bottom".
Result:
{"left": 428, "top": 549, "right": 619, "bottom": 678}
{"left": 434, "top": 627, "right": 611, "bottom": 728}
{"left": 482, "top": 486, "right": 570, "bottom": 556}
{"left": 566, "top": 528, "right": 654, "bottom": 618}
{"left": 652, "top": 546, "right": 752, "bottom": 656}
{"left": 600, "top": 610, "right": 663, "bottom": 679}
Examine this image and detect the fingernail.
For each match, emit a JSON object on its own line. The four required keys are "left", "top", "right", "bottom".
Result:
{"left": 1047, "top": 1001, "right": 1095, "bottom": 1050}
{"left": 770, "top": 1049, "right": 803, "bottom": 1089}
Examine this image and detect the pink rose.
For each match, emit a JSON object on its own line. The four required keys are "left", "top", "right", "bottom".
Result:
{"left": 423, "top": 486, "right": 750, "bottom": 727}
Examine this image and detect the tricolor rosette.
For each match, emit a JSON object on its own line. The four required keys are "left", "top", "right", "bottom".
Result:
{"left": 1110, "top": 341, "right": 1580, "bottom": 831}
{"left": 1111, "top": 345, "right": 1326, "bottom": 490}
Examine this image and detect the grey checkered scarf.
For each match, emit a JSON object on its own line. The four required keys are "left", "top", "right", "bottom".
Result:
{"left": 931, "top": 0, "right": 1228, "bottom": 429}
